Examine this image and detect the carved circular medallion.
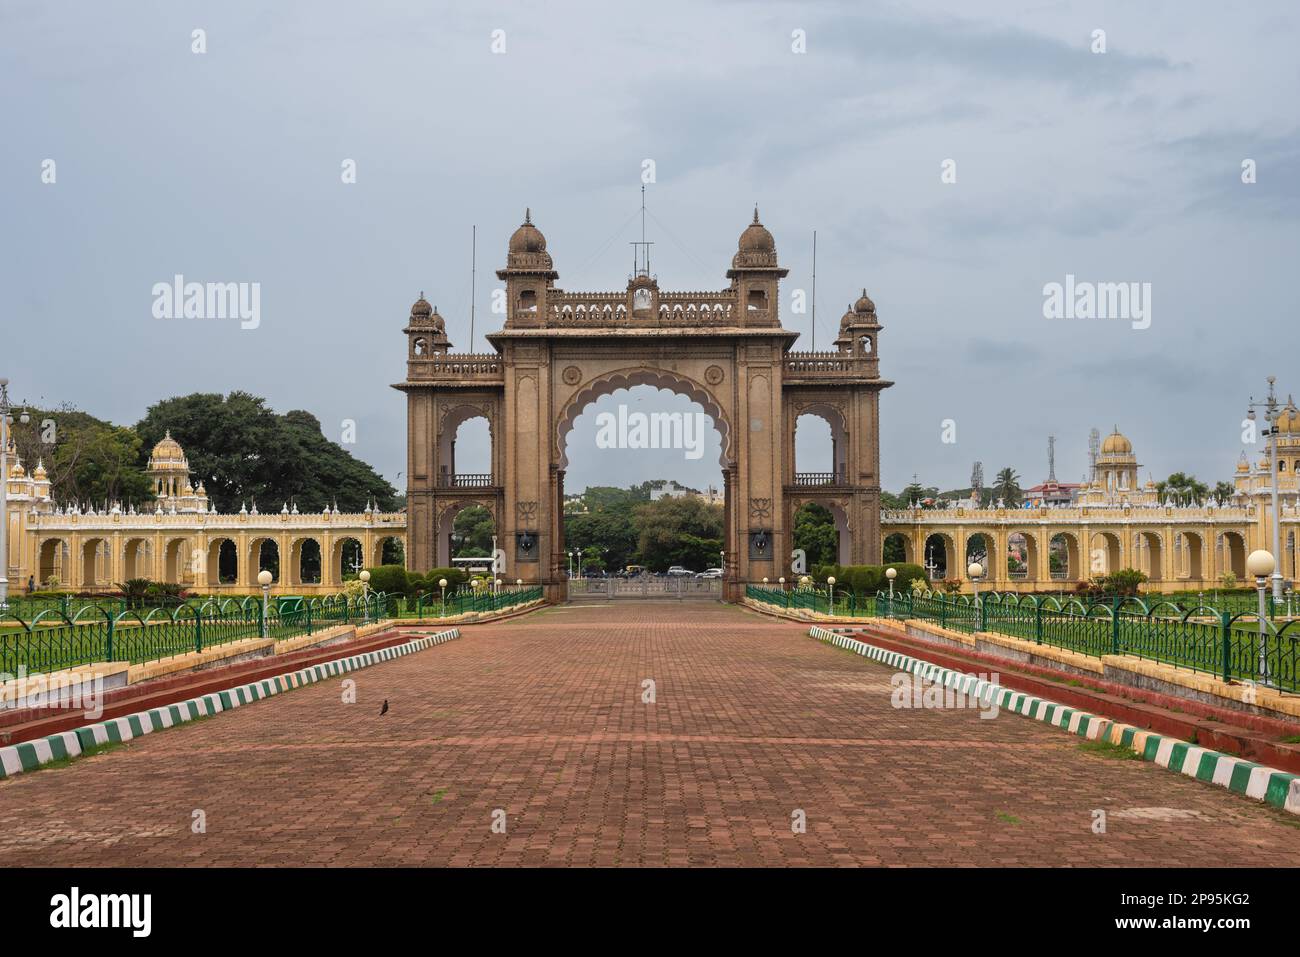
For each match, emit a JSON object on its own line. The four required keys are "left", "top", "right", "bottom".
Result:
{"left": 562, "top": 365, "right": 582, "bottom": 385}
{"left": 705, "top": 365, "right": 725, "bottom": 385}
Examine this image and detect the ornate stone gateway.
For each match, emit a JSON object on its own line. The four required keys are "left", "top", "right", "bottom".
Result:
{"left": 396, "top": 209, "right": 892, "bottom": 602}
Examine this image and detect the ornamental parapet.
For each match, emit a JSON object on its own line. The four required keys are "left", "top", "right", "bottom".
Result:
{"left": 26, "top": 511, "right": 407, "bottom": 532}
{"left": 881, "top": 504, "right": 1255, "bottom": 526}
{"left": 405, "top": 353, "right": 505, "bottom": 384}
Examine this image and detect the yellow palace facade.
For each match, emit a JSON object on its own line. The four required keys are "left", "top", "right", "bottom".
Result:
{"left": 5, "top": 400, "right": 1299, "bottom": 598}
{"left": 3, "top": 433, "right": 404, "bottom": 596}
{"left": 882, "top": 409, "right": 1300, "bottom": 593}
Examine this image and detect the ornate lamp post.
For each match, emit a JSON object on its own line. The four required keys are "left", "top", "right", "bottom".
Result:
{"left": 778, "top": 576, "right": 785, "bottom": 591}
{"left": 257, "top": 569, "right": 273, "bottom": 637}
{"left": 0, "top": 379, "right": 30, "bottom": 612}
{"left": 359, "top": 568, "right": 371, "bottom": 623}
{"left": 885, "top": 566, "right": 897, "bottom": 618}
{"left": 439, "top": 577, "right": 448, "bottom": 618}
{"left": 827, "top": 575, "right": 836, "bottom": 616}
{"left": 1246, "top": 378, "right": 1286, "bottom": 601}
{"left": 516, "top": 578, "right": 523, "bottom": 594}
{"left": 1247, "top": 549, "right": 1275, "bottom": 681}
{"left": 968, "top": 561, "right": 985, "bottom": 612}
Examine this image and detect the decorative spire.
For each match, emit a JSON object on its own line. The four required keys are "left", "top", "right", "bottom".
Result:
{"left": 753, "top": 205, "right": 760, "bottom": 223}
{"left": 524, "top": 207, "right": 532, "bottom": 225}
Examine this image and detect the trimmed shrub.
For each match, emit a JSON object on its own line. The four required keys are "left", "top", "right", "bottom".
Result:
{"left": 364, "top": 564, "right": 410, "bottom": 597}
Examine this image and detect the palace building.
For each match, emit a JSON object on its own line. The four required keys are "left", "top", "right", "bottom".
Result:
{"left": 3, "top": 434, "right": 403, "bottom": 595}
{"left": 883, "top": 410, "right": 1300, "bottom": 592}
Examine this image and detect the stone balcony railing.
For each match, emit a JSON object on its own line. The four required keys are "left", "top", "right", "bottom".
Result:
{"left": 437, "top": 473, "right": 495, "bottom": 489}
{"left": 784, "top": 351, "right": 878, "bottom": 379}
{"left": 408, "top": 353, "right": 505, "bottom": 382}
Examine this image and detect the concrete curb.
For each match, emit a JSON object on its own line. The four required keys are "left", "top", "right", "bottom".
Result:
{"left": 809, "top": 625, "right": 1300, "bottom": 817}
{"left": 0, "top": 627, "right": 460, "bottom": 780}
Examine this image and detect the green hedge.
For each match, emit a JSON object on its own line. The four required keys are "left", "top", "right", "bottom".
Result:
{"left": 364, "top": 565, "right": 470, "bottom": 600}
{"left": 810, "top": 563, "right": 928, "bottom": 595}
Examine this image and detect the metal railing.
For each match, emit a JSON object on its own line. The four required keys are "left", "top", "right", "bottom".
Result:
{"left": 0, "top": 591, "right": 390, "bottom": 677}
{"left": 746, "top": 583, "right": 870, "bottom": 617}
{"left": 875, "top": 590, "right": 1300, "bottom": 693}
{"left": 395, "top": 586, "right": 543, "bottom": 619}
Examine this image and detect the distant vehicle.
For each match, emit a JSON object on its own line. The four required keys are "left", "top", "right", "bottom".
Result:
{"left": 698, "top": 568, "right": 723, "bottom": 579}
{"left": 452, "top": 556, "right": 491, "bottom": 576}
{"left": 623, "top": 565, "right": 645, "bottom": 577}
{"left": 666, "top": 566, "right": 693, "bottom": 577}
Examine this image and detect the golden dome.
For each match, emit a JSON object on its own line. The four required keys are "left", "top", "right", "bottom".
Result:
{"left": 148, "top": 430, "right": 189, "bottom": 470}
{"left": 1100, "top": 428, "right": 1132, "bottom": 455}
{"left": 8, "top": 458, "right": 25, "bottom": 479}
{"left": 1236, "top": 454, "right": 1250, "bottom": 473}
{"left": 32, "top": 459, "right": 47, "bottom": 480}
{"left": 1278, "top": 400, "right": 1300, "bottom": 435}
{"left": 853, "top": 289, "right": 876, "bottom": 315}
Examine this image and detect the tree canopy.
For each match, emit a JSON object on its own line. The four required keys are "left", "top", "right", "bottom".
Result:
{"left": 134, "top": 392, "right": 398, "bottom": 513}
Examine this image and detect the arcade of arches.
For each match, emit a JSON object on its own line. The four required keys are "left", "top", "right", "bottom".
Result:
{"left": 4, "top": 435, "right": 403, "bottom": 595}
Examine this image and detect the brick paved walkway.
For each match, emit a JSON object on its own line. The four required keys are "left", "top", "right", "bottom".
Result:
{"left": 1, "top": 602, "right": 1297, "bottom": 866}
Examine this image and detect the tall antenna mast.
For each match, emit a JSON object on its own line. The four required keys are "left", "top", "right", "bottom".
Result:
{"left": 469, "top": 224, "right": 477, "bottom": 353}
{"left": 630, "top": 185, "right": 653, "bottom": 277}
{"left": 810, "top": 229, "right": 818, "bottom": 352}
{"left": 1047, "top": 435, "right": 1057, "bottom": 484}
{"left": 1088, "top": 427, "right": 1100, "bottom": 480}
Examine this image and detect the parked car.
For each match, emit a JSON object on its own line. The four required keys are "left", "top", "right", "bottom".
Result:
{"left": 698, "top": 568, "right": 723, "bottom": 579}
{"left": 666, "top": 566, "right": 693, "bottom": 577}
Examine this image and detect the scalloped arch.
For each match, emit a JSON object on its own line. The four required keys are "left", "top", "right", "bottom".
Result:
{"left": 554, "top": 367, "right": 733, "bottom": 470}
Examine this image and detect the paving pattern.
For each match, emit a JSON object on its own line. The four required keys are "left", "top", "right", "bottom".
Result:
{"left": 1, "top": 602, "right": 1297, "bottom": 867}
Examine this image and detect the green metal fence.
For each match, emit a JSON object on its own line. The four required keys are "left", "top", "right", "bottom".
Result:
{"left": 0, "top": 591, "right": 392, "bottom": 677}
{"left": 874, "top": 589, "right": 1300, "bottom": 693}
{"left": 392, "top": 586, "right": 544, "bottom": 619}
{"left": 745, "top": 584, "right": 873, "bottom": 618}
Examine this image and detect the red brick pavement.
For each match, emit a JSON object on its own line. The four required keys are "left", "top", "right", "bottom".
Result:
{"left": 0, "top": 602, "right": 1297, "bottom": 867}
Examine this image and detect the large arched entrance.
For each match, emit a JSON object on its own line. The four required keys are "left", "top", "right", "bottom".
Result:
{"left": 397, "top": 210, "right": 890, "bottom": 601}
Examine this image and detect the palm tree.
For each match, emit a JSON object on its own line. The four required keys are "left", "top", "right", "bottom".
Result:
{"left": 993, "top": 467, "right": 1022, "bottom": 506}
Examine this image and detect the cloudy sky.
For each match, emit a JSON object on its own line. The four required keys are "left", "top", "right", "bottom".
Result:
{"left": 3, "top": 1, "right": 1297, "bottom": 497}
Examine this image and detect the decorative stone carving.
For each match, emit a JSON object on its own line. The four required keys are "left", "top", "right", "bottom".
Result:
{"left": 516, "top": 500, "right": 538, "bottom": 523}
{"left": 750, "top": 497, "right": 772, "bottom": 520}
{"left": 562, "top": 365, "right": 582, "bottom": 385}
{"left": 705, "top": 365, "right": 725, "bottom": 385}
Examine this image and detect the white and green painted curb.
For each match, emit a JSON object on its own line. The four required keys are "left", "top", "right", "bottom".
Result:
{"left": 0, "top": 628, "right": 459, "bottom": 780}
{"left": 810, "top": 625, "right": 1300, "bottom": 816}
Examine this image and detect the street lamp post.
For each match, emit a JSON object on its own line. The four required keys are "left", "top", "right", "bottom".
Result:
{"left": 257, "top": 569, "right": 273, "bottom": 638}
{"left": 968, "top": 562, "right": 985, "bottom": 630}
{"left": 439, "top": 577, "right": 448, "bottom": 618}
{"left": 886, "top": 566, "right": 897, "bottom": 618}
{"left": 0, "top": 379, "right": 30, "bottom": 612}
{"left": 1246, "top": 378, "right": 1286, "bottom": 602}
{"left": 827, "top": 575, "right": 836, "bottom": 616}
{"left": 359, "top": 569, "right": 371, "bottom": 623}
{"left": 567, "top": 550, "right": 573, "bottom": 578}
{"left": 1247, "top": 549, "right": 1275, "bottom": 682}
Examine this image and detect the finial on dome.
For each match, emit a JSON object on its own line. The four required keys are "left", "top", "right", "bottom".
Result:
{"left": 753, "top": 205, "right": 760, "bottom": 223}
{"left": 524, "top": 207, "right": 532, "bottom": 225}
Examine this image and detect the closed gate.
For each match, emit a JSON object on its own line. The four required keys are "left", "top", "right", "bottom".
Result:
{"left": 568, "top": 578, "right": 723, "bottom": 601}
